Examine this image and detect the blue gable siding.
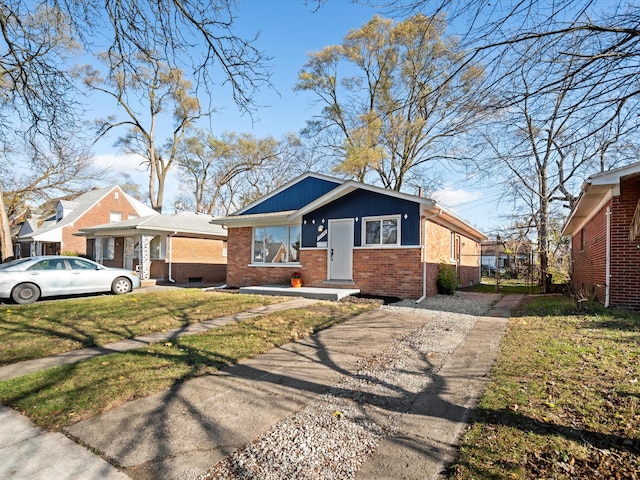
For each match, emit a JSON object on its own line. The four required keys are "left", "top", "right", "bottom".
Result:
{"left": 301, "top": 189, "right": 421, "bottom": 247}
{"left": 242, "top": 177, "right": 341, "bottom": 215}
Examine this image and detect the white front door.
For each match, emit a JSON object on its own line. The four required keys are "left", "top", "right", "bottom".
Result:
{"left": 328, "top": 219, "right": 353, "bottom": 280}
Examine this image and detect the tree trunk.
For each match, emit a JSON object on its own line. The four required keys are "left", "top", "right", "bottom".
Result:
{"left": 539, "top": 195, "right": 550, "bottom": 293}
{"left": 0, "top": 183, "right": 15, "bottom": 262}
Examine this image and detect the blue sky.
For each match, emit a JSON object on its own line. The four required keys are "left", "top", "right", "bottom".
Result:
{"left": 94, "top": 0, "right": 502, "bottom": 235}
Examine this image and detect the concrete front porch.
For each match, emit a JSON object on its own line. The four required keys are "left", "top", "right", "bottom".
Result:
{"left": 239, "top": 284, "right": 360, "bottom": 301}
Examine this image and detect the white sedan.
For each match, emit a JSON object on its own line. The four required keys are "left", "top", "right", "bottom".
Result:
{"left": 0, "top": 256, "right": 141, "bottom": 304}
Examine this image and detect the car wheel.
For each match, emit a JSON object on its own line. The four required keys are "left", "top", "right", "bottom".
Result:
{"left": 11, "top": 283, "right": 40, "bottom": 304}
{"left": 111, "top": 277, "right": 132, "bottom": 295}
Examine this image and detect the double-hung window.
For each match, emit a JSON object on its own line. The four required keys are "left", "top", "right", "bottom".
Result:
{"left": 363, "top": 216, "right": 400, "bottom": 246}
{"left": 253, "top": 225, "right": 301, "bottom": 264}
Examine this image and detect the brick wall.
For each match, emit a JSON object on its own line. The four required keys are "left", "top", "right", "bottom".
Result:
{"left": 610, "top": 178, "right": 640, "bottom": 309}
{"left": 168, "top": 237, "right": 227, "bottom": 283}
{"left": 61, "top": 188, "right": 141, "bottom": 255}
{"left": 570, "top": 200, "right": 608, "bottom": 303}
{"left": 352, "top": 247, "right": 423, "bottom": 298}
{"left": 570, "top": 177, "right": 640, "bottom": 309}
{"left": 426, "top": 219, "right": 481, "bottom": 289}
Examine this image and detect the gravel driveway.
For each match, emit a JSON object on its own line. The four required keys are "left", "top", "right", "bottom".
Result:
{"left": 197, "top": 292, "right": 502, "bottom": 480}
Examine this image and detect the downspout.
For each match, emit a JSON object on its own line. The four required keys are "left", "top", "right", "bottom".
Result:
{"left": 605, "top": 207, "right": 611, "bottom": 307}
{"left": 168, "top": 232, "right": 177, "bottom": 283}
{"left": 416, "top": 208, "right": 443, "bottom": 304}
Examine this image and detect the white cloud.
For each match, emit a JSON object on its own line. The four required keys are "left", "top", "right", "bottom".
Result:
{"left": 431, "top": 185, "right": 483, "bottom": 208}
{"left": 94, "top": 153, "right": 147, "bottom": 174}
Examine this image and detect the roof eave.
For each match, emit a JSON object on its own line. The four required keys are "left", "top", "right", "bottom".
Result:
{"left": 424, "top": 204, "right": 488, "bottom": 241}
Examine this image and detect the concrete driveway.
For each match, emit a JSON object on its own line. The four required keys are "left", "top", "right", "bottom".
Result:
{"left": 0, "top": 293, "right": 522, "bottom": 480}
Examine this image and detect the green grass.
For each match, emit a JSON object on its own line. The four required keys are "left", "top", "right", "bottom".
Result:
{"left": 447, "top": 296, "right": 640, "bottom": 479}
{"left": 0, "top": 289, "right": 284, "bottom": 365}
{"left": 0, "top": 301, "right": 376, "bottom": 430}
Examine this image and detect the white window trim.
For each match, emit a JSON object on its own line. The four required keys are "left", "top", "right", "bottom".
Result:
{"left": 251, "top": 225, "right": 302, "bottom": 266}
{"left": 362, "top": 215, "right": 401, "bottom": 247}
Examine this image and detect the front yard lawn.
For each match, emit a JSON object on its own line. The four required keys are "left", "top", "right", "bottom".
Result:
{"left": 0, "top": 301, "right": 376, "bottom": 430}
{"left": 448, "top": 296, "right": 639, "bottom": 479}
{"left": 0, "top": 289, "right": 284, "bottom": 365}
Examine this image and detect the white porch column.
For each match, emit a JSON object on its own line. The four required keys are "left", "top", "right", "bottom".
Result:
{"left": 138, "top": 234, "right": 154, "bottom": 280}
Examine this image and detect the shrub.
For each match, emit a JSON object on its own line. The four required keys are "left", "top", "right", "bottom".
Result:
{"left": 436, "top": 262, "right": 457, "bottom": 295}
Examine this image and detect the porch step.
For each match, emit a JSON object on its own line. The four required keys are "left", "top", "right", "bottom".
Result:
{"left": 239, "top": 285, "right": 360, "bottom": 301}
{"left": 140, "top": 279, "right": 157, "bottom": 288}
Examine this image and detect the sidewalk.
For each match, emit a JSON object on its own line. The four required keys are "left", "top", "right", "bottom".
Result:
{"left": 0, "top": 294, "right": 523, "bottom": 480}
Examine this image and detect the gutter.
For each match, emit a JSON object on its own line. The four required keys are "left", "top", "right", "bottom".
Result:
{"left": 605, "top": 207, "right": 611, "bottom": 307}
{"left": 168, "top": 231, "right": 177, "bottom": 283}
{"left": 416, "top": 208, "right": 443, "bottom": 304}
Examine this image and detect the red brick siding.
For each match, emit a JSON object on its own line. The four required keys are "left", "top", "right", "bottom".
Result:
{"left": 61, "top": 188, "right": 141, "bottom": 255}
{"left": 571, "top": 177, "right": 640, "bottom": 309}
{"left": 168, "top": 237, "right": 227, "bottom": 283}
{"left": 610, "top": 178, "right": 640, "bottom": 309}
{"left": 426, "top": 219, "right": 481, "bottom": 290}
{"left": 570, "top": 201, "right": 608, "bottom": 303}
{"left": 352, "top": 247, "right": 423, "bottom": 298}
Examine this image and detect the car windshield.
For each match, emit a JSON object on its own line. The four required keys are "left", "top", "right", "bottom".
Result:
{"left": 0, "top": 258, "right": 33, "bottom": 270}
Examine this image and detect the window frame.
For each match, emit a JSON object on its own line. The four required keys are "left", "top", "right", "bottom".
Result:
{"left": 251, "top": 225, "right": 301, "bottom": 265}
{"left": 362, "top": 215, "right": 401, "bottom": 247}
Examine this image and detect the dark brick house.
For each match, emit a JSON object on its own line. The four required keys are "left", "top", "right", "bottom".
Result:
{"left": 212, "top": 172, "right": 486, "bottom": 299}
{"left": 562, "top": 162, "right": 640, "bottom": 309}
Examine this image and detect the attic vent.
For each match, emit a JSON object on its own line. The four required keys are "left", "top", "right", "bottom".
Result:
{"left": 115, "top": 191, "right": 119, "bottom": 200}
{"left": 630, "top": 198, "right": 640, "bottom": 241}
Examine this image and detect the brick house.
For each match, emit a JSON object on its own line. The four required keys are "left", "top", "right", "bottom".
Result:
{"left": 76, "top": 212, "right": 227, "bottom": 284}
{"left": 562, "top": 162, "right": 640, "bottom": 309}
{"left": 212, "top": 172, "right": 486, "bottom": 299}
{"left": 16, "top": 186, "right": 156, "bottom": 258}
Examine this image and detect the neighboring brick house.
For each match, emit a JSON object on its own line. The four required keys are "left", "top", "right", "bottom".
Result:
{"left": 212, "top": 172, "right": 486, "bottom": 299}
{"left": 562, "top": 162, "right": 640, "bottom": 309}
{"left": 77, "top": 212, "right": 227, "bottom": 284}
{"left": 16, "top": 186, "right": 156, "bottom": 258}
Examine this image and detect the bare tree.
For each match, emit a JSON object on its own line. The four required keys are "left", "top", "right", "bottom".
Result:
{"left": 175, "top": 132, "right": 313, "bottom": 216}
{"left": 476, "top": 38, "right": 636, "bottom": 290}
{"left": 1, "top": 139, "right": 109, "bottom": 260}
{"left": 57, "top": 0, "right": 270, "bottom": 115}
{"left": 0, "top": 0, "right": 271, "bottom": 259}
{"left": 296, "top": 14, "right": 487, "bottom": 191}
{"left": 79, "top": 55, "right": 202, "bottom": 212}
